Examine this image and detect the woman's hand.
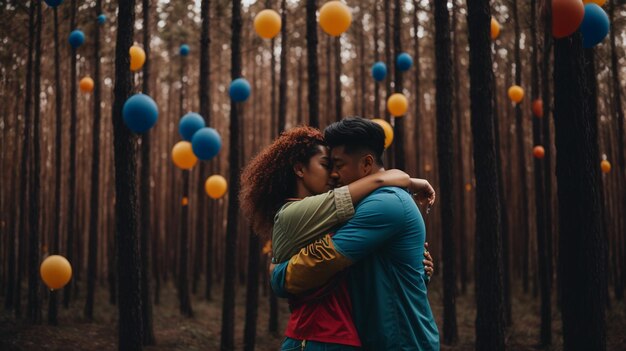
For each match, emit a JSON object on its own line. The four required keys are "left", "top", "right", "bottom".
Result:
{"left": 410, "top": 178, "right": 436, "bottom": 210}
{"left": 423, "top": 242, "right": 434, "bottom": 278}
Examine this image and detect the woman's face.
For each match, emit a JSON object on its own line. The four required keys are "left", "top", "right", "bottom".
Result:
{"left": 301, "top": 146, "right": 333, "bottom": 196}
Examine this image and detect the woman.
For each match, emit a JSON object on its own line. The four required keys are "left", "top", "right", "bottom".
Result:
{"left": 239, "top": 126, "right": 434, "bottom": 350}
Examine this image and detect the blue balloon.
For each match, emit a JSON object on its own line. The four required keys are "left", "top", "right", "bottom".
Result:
{"left": 68, "top": 30, "right": 85, "bottom": 49}
{"left": 123, "top": 94, "right": 159, "bottom": 133}
{"left": 396, "top": 53, "right": 413, "bottom": 71}
{"left": 97, "top": 14, "right": 107, "bottom": 25}
{"left": 371, "top": 62, "right": 387, "bottom": 81}
{"left": 191, "top": 128, "right": 222, "bottom": 160}
{"left": 44, "top": 0, "right": 64, "bottom": 7}
{"left": 580, "top": 4, "right": 610, "bottom": 49}
{"left": 229, "top": 78, "right": 251, "bottom": 102}
{"left": 179, "top": 44, "right": 190, "bottom": 56}
{"left": 179, "top": 112, "right": 206, "bottom": 141}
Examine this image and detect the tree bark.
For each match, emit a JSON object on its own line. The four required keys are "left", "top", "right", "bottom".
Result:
{"left": 278, "top": 0, "right": 288, "bottom": 133}
{"left": 306, "top": 0, "right": 319, "bottom": 127}
{"left": 334, "top": 37, "right": 342, "bottom": 121}
{"left": 392, "top": 0, "right": 404, "bottom": 170}
{"left": 243, "top": 230, "right": 260, "bottom": 351}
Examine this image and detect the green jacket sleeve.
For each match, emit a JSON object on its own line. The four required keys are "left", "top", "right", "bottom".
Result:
{"left": 271, "top": 186, "right": 354, "bottom": 263}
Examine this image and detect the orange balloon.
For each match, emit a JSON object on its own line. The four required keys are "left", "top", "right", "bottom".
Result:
{"left": 181, "top": 196, "right": 189, "bottom": 206}
{"left": 171, "top": 141, "right": 197, "bottom": 170}
{"left": 387, "top": 93, "right": 408, "bottom": 117}
{"left": 205, "top": 175, "right": 227, "bottom": 199}
{"left": 371, "top": 118, "right": 394, "bottom": 148}
{"left": 491, "top": 18, "right": 501, "bottom": 40}
{"left": 601, "top": 160, "right": 611, "bottom": 173}
{"left": 508, "top": 85, "right": 524, "bottom": 103}
{"left": 532, "top": 99, "right": 544, "bottom": 118}
{"left": 465, "top": 183, "right": 472, "bottom": 192}
{"left": 79, "top": 76, "right": 94, "bottom": 93}
{"left": 254, "top": 9, "right": 281, "bottom": 39}
{"left": 583, "top": 0, "right": 606, "bottom": 6}
{"left": 553, "top": 0, "right": 585, "bottom": 39}
{"left": 129, "top": 45, "right": 146, "bottom": 72}
{"left": 319, "top": 1, "right": 352, "bottom": 37}
{"left": 40, "top": 255, "right": 72, "bottom": 290}
{"left": 533, "top": 145, "right": 545, "bottom": 159}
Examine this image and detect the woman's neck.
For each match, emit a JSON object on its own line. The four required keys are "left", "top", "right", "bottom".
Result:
{"left": 295, "top": 180, "right": 313, "bottom": 199}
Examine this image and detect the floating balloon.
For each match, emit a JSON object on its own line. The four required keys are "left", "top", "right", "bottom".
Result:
{"left": 371, "top": 62, "right": 387, "bottom": 81}
{"left": 229, "top": 78, "right": 251, "bottom": 102}
{"left": 579, "top": 4, "right": 610, "bottom": 48}
{"left": 44, "top": 0, "right": 64, "bottom": 8}
{"left": 179, "top": 112, "right": 206, "bottom": 141}
{"left": 179, "top": 44, "right": 190, "bottom": 56}
{"left": 371, "top": 118, "right": 394, "bottom": 149}
{"left": 553, "top": 0, "right": 585, "bottom": 38}
{"left": 491, "top": 17, "right": 501, "bottom": 39}
{"left": 465, "top": 183, "right": 472, "bottom": 192}
{"left": 205, "top": 175, "right": 228, "bottom": 199}
{"left": 40, "top": 255, "right": 72, "bottom": 290}
{"left": 97, "top": 14, "right": 106, "bottom": 25}
{"left": 387, "top": 93, "right": 408, "bottom": 117}
{"left": 192, "top": 127, "right": 222, "bottom": 160}
{"left": 532, "top": 99, "right": 544, "bottom": 118}
{"left": 122, "top": 94, "right": 158, "bottom": 133}
{"left": 181, "top": 197, "right": 189, "bottom": 206}
{"left": 600, "top": 160, "right": 611, "bottom": 173}
{"left": 68, "top": 30, "right": 85, "bottom": 49}
{"left": 254, "top": 9, "right": 282, "bottom": 39}
{"left": 508, "top": 85, "right": 524, "bottom": 103}
{"left": 79, "top": 76, "right": 94, "bottom": 93}
{"left": 396, "top": 53, "right": 413, "bottom": 72}
{"left": 319, "top": 1, "right": 352, "bottom": 36}
{"left": 129, "top": 45, "right": 146, "bottom": 72}
{"left": 172, "top": 141, "right": 198, "bottom": 170}
{"left": 533, "top": 145, "right": 545, "bottom": 159}
{"left": 583, "top": 0, "right": 606, "bottom": 6}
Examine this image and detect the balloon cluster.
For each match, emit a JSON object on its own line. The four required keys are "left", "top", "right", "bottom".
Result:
{"left": 553, "top": 0, "right": 609, "bottom": 48}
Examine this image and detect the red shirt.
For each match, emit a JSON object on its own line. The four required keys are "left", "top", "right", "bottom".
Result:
{"left": 284, "top": 274, "right": 361, "bottom": 347}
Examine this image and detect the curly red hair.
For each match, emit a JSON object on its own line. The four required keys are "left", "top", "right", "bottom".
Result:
{"left": 239, "top": 126, "right": 326, "bottom": 240}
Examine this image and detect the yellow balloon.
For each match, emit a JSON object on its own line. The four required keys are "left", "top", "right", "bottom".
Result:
{"left": 79, "top": 76, "right": 94, "bottom": 93}
{"left": 319, "top": 1, "right": 352, "bottom": 37}
{"left": 205, "top": 175, "right": 227, "bottom": 199}
{"left": 387, "top": 93, "right": 408, "bottom": 117}
{"left": 491, "top": 18, "right": 501, "bottom": 40}
{"left": 40, "top": 255, "right": 72, "bottom": 290}
{"left": 601, "top": 160, "right": 611, "bottom": 173}
{"left": 172, "top": 141, "right": 198, "bottom": 170}
{"left": 508, "top": 85, "right": 524, "bottom": 103}
{"left": 583, "top": 0, "right": 606, "bottom": 6}
{"left": 129, "top": 45, "right": 146, "bottom": 72}
{"left": 254, "top": 9, "right": 282, "bottom": 39}
{"left": 371, "top": 118, "right": 394, "bottom": 149}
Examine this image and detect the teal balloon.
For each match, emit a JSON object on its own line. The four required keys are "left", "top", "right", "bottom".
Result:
{"left": 192, "top": 128, "right": 222, "bottom": 160}
{"left": 68, "top": 30, "right": 85, "bottom": 48}
{"left": 97, "top": 14, "right": 106, "bottom": 25}
{"left": 123, "top": 94, "right": 159, "bottom": 133}
{"left": 179, "top": 44, "right": 190, "bottom": 56}
{"left": 371, "top": 62, "right": 387, "bottom": 81}
{"left": 229, "top": 78, "right": 251, "bottom": 102}
{"left": 580, "top": 4, "right": 610, "bottom": 48}
{"left": 179, "top": 113, "right": 206, "bottom": 141}
{"left": 396, "top": 53, "right": 413, "bottom": 71}
{"left": 44, "top": 0, "right": 64, "bottom": 7}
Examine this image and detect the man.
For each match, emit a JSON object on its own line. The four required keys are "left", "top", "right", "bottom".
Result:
{"left": 271, "top": 117, "right": 440, "bottom": 350}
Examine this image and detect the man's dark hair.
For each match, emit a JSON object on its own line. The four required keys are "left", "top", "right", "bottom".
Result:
{"left": 324, "top": 117, "right": 385, "bottom": 166}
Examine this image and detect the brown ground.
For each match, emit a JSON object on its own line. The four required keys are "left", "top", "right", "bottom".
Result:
{"left": 1, "top": 278, "right": 624, "bottom": 350}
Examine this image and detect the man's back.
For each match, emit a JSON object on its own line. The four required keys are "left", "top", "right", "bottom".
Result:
{"left": 333, "top": 187, "right": 439, "bottom": 350}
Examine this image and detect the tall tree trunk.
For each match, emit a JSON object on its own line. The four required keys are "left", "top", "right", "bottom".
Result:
{"left": 413, "top": 0, "right": 421, "bottom": 175}
{"left": 28, "top": 0, "right": 43, "bottom": 324}
{"left": 85, "top": 0, "right": 103, "bottom": 322}
{"left": 466, "top": 1, "right": 505, "bottom": 349}
{"left": 334, "top": 37, "right": 342, "bottom": 121}
{"left": 530, "top": 0, "right": 550, "bottom": 344}
{"left": 392, "top": 0, "right": 405, "bottom": 170}
{"left": 434, "top": 0, "right": 457, "bottom": 344}
{"left": 200, "top": 0, "right": 214, "bottom": 302}
{"left": 554, "top": 30, "right": 606, "bottom": 351}
{"left": 112, "top": 0, "right": 143, "bottom": 348}
{"left": 48, "top": 4, "right": 64, "bottom": 325}
{"left": 243, "top": 230, "right": 260, "bottom": 351}
{"left": 542, "top": 0, "right": 554, "bottom": 293}
{"left": 358, "top": 18, "right": 366, "bottom": 118}
{"left": 278, "top": 0, "right": 287, "bottom": 133}
{"left": 220, "top": 1, "right": 242, "bottom": 348}
{"left": 139, "top": 0, "right": 156, "bottom": 344}
{"left": 306, "top": 0, "right": 319, "bottom": 127}
{"left": 373, "top": 0, "right": 380, "bottom": 117}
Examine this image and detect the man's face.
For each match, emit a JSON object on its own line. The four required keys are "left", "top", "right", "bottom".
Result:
{"left": 329, "top": 145, "right": 368, "bottom": 187}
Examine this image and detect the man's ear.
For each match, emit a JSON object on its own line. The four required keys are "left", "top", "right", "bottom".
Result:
{"left": 293, "top": 163, "right": 305, "bottom": 178}
{"left": 360, "top": 154, "right": 375, "bottom": 174}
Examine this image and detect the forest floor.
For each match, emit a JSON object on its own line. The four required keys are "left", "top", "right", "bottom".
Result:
{"left": 0, "top": 277, "right": 625, "bottom": 350}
